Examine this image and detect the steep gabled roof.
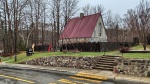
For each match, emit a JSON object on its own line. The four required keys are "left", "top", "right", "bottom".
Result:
{"left": 60, "top": 13, "right": 101, "bottom": 39}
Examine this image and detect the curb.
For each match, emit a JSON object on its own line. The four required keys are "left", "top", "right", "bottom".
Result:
{"left": 0, "top": 64, "right": 114, "bottom": 82}
{"left": 0, "top": 64, "right": 149, "bottom": 84}
{"left": 0, "top": 65, "right": 76, "bottom": 76}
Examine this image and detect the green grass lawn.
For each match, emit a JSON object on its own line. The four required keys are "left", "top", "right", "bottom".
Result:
{"left": 0, "top": 45, "right": 150, "bottom": 64}
{"left": 0, "top": 51, "right": 109, "bottom": 63}
{"left": 130, "top": 44, "right": 150, "bottom": 50}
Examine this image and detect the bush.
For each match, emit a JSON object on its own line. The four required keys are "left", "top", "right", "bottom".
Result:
{"left": 120, "top": 47, "right": 129, "bottom": 53}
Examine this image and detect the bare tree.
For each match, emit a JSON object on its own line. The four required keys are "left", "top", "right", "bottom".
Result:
{"left": 91, "top": 4, "right": 105, "bottom": 14}
{"left": 62, "top": 0, "right": 78, "bottom": 26}
{"left": 124, "top": 0, "right": 150, "bottom": 50}
{"left": 0, "top": 0, "right": 28, "bottom": 56}
{"left": 41, "top": 3, "right": 46, "bottom": 46}
{"left": 105, "top": 10, "right": 123, "bottom": 42}
{"left": 18, "top": 0, "right": 49, "bottom": 49}
{"left": 82, "top": 4, "right": 91, "bottom": 15}
{"left": 49, "top": 0, "right": 62, "bottom": 50}
{"left": 34, "top": 0, "right": 42, "bottom": 45}
{"left": 124, "top": 9, "right": 138, "bottom": 42}
{"left": 0, "top": 0, "right": 79, "bottom": 53}
{"left": 82, "top": 4, "right": 104, "bottom": 15}
{"left": 49, "top": 0, "right": 78, "bottom": 50}
{"left": 138, "top": 0, "right": 150, "bottom": 50}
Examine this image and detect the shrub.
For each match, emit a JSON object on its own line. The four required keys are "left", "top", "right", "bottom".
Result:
{"left": 120, "top": 47, "right": 129, "bottom": 53}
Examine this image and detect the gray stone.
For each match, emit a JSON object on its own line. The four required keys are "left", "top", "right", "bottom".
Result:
{"left": 19, "top": 56, "right": 101, "bottom": 70}
{"left": 148, "top": 66, "right": 150, "bottom": 71}
{"left": 147, "top": 71, "right": 150, "bottom": 77}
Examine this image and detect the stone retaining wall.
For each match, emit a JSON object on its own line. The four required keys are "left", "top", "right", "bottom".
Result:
{"left": 19, "top": 56, "right": 101, "bottom": 69}
{"left": 114, "top": 57, "right": 150, "bottom": 77}
{"left": 19, "top": 56, "right": 150, "bottom": 77}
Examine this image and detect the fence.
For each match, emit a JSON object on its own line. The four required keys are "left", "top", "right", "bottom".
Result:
{"left": 34, "top": 42, "right": 136, "bottom": 52}
{"left": 60, "top": 42, "right": 135, "bottom": 52}
{"left": 34, "top": 45, "right": 49, "bottom": 51}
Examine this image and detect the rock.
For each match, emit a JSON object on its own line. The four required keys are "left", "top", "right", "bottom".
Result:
{"left": 113, "top": 62, "right": 118, "bottom": 66}
{"left": 148, "top": 66, "right": 150, "bottom": 71}
{"left": 20, "top": 56, "right": 150, "bottom": 77}
{"left": 147, "top": 71, "right": 150, "bottom": 77}
{"left": 19, "top": 56, "right": 101, "bottom": 70}
{"left": 115, "top": 58, "right": 150, "bottom": 77}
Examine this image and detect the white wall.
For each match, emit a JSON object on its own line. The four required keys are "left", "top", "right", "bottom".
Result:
{"left": 90, "top": 16, "right": 107, "bottom": 42}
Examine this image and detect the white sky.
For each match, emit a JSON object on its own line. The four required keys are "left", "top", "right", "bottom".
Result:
{"left": 78, "top": 0, "right": 141, "bottom": 17}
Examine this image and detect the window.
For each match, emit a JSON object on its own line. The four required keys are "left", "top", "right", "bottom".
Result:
{"left": 99, "top": 23, "right": 102, "bottom": 36}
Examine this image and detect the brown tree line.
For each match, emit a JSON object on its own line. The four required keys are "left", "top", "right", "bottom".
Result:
{"left": 0, "top": 0, "right": 28, "bottom": 56}
{"left": 0, "top": 0, "right": 78, "bottom": 55}
{"left": 124, "top": 0, "right": 150, "bottom": 50}
{"left": 102, "top": 0, "right": 150, "bottom": 50}
{"left": 0, "top": 0, "right": 149, "bottom": 56}
{"left": 82, "top": 4, "right": 104, "bottom": 16}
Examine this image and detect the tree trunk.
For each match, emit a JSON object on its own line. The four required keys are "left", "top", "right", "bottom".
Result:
{"left": 143, "top": 44, "right": 146, "bottom": 50}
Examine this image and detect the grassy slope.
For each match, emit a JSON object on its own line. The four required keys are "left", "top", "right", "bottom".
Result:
{"left": 131, "top": 44, "right": 150, "bottom": 50}
{"left": 1, "top": 52, "right": 109, "bottom": 63}
{"left": 122, "top": 44, "right": 150, "bottom": 59}
{"left": 0, "top": 45, "right": 150, "bottom": 63}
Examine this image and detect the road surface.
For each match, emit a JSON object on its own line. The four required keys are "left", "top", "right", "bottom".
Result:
{"left": 0, "top": 68, "right": 115, "bottom": 84}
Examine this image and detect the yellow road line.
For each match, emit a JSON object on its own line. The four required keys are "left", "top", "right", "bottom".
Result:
{"left": 76, "top": 72, "right": 108, "bottom": 80}
{"left": 49, "top": 83, "right": 57, "bottom": 84}
{"left": 0, "top": 74, "right": 34, "bottom": 84}
{"left": 58, "top": 79, "right": 78, "bottom": 84}
{"left": 69, "top": 76, "right": 101, "bottom": 83}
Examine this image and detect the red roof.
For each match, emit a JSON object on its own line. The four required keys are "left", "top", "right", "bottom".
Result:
{"left": 60, "top": 13, "right": 101, "bottom": 39}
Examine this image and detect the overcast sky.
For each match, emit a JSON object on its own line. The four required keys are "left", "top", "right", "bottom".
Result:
{"left": 78, "top": 0, "right": 142, "bottom": 17}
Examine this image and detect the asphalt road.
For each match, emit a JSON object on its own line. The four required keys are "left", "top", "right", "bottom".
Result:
{"left": 0, "top": 68, "right": 115, "bottom": 84}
